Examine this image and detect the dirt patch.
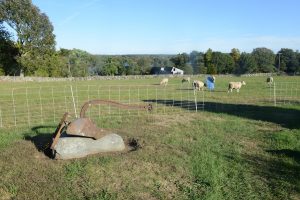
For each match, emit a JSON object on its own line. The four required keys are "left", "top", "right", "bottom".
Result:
{"left": 0, "top": 187, "right": 13, "bottom": 200}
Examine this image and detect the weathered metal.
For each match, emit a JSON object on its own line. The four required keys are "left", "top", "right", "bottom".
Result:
{"left": 50, "top": 112, "right": 69, "bottom": 150}
{"left": 50, "top": 100, "right": 152, "bottom": 150}
{"left": 66, "top": 118, "right": 112, "bottom": 139}
{"left": 67, "top": 100, "right": 152, "bottom": 139}
{"left": 79, "top": 99, "right": 153, "bottom": 118}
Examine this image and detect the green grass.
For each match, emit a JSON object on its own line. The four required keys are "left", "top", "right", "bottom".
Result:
{"left": 0, "top": 75, "right": 300, "bottom": 199}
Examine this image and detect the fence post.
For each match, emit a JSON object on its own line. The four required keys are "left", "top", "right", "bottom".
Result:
{"left": 88, "top": 85, "right": 90, "bottom": 101}
{"left": 70, "top": 85, "right": 77, "bottom": 118}
{"left": 119, "top": 86, "right": 121, "bottom": 116}
{"left": 181, "top": 84, "right": 183, "bottom": 111}
{"left": 128, "top": 87, "right": 131, "bottom": 115}
{"left": 64, "top": 85, "right": 67, "bottom": 112}
{"left": 98, "top": 86, "right": 101, "bottom": 118}
{"left": 273, "top": 82, "right": 276, "bottom": 107}
{"left": 138, "top": 87, "right": 140, "bottom": 116}
{"left": 109, "top": 86, "right": 111, "bottom": 115}
{"left": 39, "top": 86, "right": 44, "bottom": 124}
{"left": 12, "top": 88, "right": 16, "bottom": 127}
{"left": 202, "top": 89, "right": 205, "bottom": 110}
{"left": 194, "top": 89, "right": 198, "bottom": 112}
{"left": 51, "top": 87, "right": 56, "bottom": 122}
{"left": 155, "top": 87, "right": 158, "bottom": 114}
{"left": 26, "top": 87, "right": 31, "bottom": 127}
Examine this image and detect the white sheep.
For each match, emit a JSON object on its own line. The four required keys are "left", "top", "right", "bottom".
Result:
{"left": 193, "top": 80, "right": 205, "bottom": 91}
{"left": 182, "top": 77, "right": 190, "bottom": 84}
{"left": 160, "top": 78, "right": 168, "bottom": 86}
{"left": 228, "top": 81, "right": 246, "bottom": 93}
{"left": 266, "top": 76, "right": 273, "bottom": 86}
{"left": 212, "top": 76, "right": 216, "bottom": 82}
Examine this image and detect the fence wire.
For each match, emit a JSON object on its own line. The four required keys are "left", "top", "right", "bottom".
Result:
{"left": 0, "top": 82, "right": 299, "bottom": 129}
{"left": 0, "top": 84, "right": 204, "bottom": 128}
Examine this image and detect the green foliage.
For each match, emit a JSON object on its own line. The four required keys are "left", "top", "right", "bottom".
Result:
{"left": 0, "top": 24, "right": 19, "bottom": 75}
{"left": 230, "top": 48, "right": 241, "bottom": 63}
{"left": 0, "top": 0, "right": 56, "bottom": 75}
{"left": 181, "top": 63, "right": 193, "bottom": 75}
{"left": 252, "top": 47, "right": 275, "bottom": 72}
{"left": 170, "top": 53, "right": 189, "bottom": 70}
{"left": 69, "top": 49, "right": 94, "bottom": 77}
{"left": 297, "top": 51, "right": 300, "bottom": 73}
{"left": 205, "top": 48, "right": 216, "bottom": 74}
{"left": 237, "top": 52, "right": 257, "bottom": 73}
{"left": 277, "top": 48, "right": 299, "bottom": 73}
{"left": 211, "top": 52, "right": 235, "bottom": 74}
{"left": 137, "top": 57, "right": 152, "bottom": 74}
{"left": 101, "top": 57, "right": 120, "bottom": 76}
{"left": 190, "top": 51, "right": 205, "bottom": 74}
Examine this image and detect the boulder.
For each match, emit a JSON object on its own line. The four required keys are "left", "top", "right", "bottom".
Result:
{"left": 53, "top": 133, "right": 125, "bottom": 159}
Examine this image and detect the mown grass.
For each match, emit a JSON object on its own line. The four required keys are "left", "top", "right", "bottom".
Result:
{"left": 0, "top": 75, "right": 300, "bottom": 199}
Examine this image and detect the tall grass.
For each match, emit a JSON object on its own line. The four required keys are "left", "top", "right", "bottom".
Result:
{"left": 0, "top": 75, "right": 299, "bottom": 199}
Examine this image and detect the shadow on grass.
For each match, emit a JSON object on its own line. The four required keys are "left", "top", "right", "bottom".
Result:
{"left": 145, "top": 98, "right": 300, "bottom": 195}
{"left": 24, "top": 125, "right": 55, "bottom": 159}
{"left": 243, "top": 152, "right": 300, "bottom": 194}
{"left": 143, "top": 99, "right": 300, "bottom": 129}
{"left": 176, "top": 88, "right": 194, "bottom": 91}
{"left": 266, "top": 149, "right": 300, "bottom": 163}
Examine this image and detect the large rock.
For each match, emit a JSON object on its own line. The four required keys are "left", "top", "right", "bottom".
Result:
{"left": 53, "top": 133, "right": 125, "bottom": 159}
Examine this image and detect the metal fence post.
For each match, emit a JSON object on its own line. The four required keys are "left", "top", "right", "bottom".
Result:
{"left": 274, "top": 82, "right": 276, "bottom": 107}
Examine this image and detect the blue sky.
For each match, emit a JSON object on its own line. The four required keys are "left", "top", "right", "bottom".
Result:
{"left": 31, "top": 0, "right": 300, "bottom": 55}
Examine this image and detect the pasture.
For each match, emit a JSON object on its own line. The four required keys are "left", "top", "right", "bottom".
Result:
{"left": 0, "top": 75, "right": 300, "bottom": 200}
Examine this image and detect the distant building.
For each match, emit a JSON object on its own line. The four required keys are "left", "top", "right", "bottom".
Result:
{"left": 171, "top": 67, "right": 184, "bottom": 75}
{"left": 150, "top": 67, "right": 184, "bottom": 75}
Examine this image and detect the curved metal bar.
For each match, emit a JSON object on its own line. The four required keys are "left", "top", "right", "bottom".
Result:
{"left": 80, "top": 100, "right": 152, "bottom": 118}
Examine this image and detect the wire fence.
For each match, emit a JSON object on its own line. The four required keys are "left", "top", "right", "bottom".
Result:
{"left": 273, "top": 82, "right": 300, "bottom": 106}
{"left": 0, "top": 82, "right": 299, "bottom": 129}
{"left": 0, "top": 84, "right": 204, "bottom": 129}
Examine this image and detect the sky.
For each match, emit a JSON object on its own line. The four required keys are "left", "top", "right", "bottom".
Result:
{"left": 31, "top": 0, "right": 300, "bottom": 55}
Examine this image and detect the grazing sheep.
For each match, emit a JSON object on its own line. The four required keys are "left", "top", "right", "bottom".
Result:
{"left": 182, "top": 77, "right": 190, "bottom": 84}
{"left": 212, "top": 76, "right": 216, "bottom": 82}
{"left": 160, "top": 78, "right": 168, "bottom": 86}
{"left": 266, "top": 76, "right": 273, "bottom": 86}
{"left": 228, "top": 81, "right": 246, "bottom": 93}
{"left": 193, "top": 80, "right": 205, "bottom": 91}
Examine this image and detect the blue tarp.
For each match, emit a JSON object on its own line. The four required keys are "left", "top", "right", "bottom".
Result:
{"left": 206, "top": 76, "right": 215, "bottom": 90}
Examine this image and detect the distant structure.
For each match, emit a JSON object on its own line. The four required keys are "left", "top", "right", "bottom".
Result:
{"left": 171, "top": 67, "right": 184, "bottom": 75}
{"left": 150, "top": 67, "right": 184, "bottom": 75}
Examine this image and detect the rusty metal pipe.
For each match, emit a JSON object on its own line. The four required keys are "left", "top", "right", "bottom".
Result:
{"left": 80, "top": 99, "right": 152, "bottom": 118}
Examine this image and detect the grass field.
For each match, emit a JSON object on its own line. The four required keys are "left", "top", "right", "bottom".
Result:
{"left": 0, "top": 75, "right": 300, "bottom": 199}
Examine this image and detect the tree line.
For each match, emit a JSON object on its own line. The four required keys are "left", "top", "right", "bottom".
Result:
{"left": 1, "top": 0, "right": 300, "bottom": 77}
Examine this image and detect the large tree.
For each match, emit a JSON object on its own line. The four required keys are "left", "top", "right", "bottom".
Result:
{"left": 69, "top": 49, "right": 94, "bottom": 77}
{"left": 0, "top": 23, "right": 19, "bottom": 75}
{"left": 277, "top": 48, "right": 299, "bottom": 73}
{"left": 205, "top": 48, "right": 216, "bottom": 74}
{"left": 211, "top": 52, "right": 235, "bottom": 74}
{"left": 0, "top": 0, "right": 56, "bottom": 76}
{"left": 190, "top": 51, "right": 205, "bottom": 74}
{"left": 137, "top": 56, "right": 152, "bottom": 75}
{"left": 237, "top": 52, "right": 257, "bottom": 73}
{"left": 251, "top": 47, "right": 275, "bottom": 72}
{"left": 230, "top": 48, "right": 241, "bottom": 63}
